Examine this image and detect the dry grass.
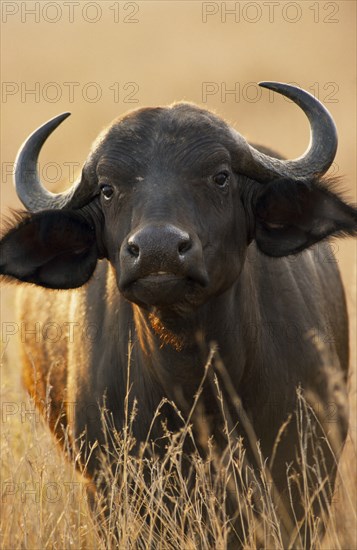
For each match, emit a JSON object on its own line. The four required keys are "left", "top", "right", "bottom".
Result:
{"left": 1, "top": 341, "right": 356, "bottom": 550}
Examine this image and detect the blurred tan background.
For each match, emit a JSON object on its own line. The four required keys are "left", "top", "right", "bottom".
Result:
{"left": 1, "top": 0, "right": 356, "bottom": 412}
{"left": 1, "top": 4, "right": 356, "bottom": 545}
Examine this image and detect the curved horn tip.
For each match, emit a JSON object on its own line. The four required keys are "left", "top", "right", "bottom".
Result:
{"left": 258, "top": 81, "right": 328, "bottom": 108}
{"left": 18, "top": 112, "right": 73, "bottom": 143}
{"left": 34, "top": 112, "right": 72, "bottom": 132}
{"left": 259, "top": 80, "right": 281, "bottom": 88}
{"left": 258, "top": 81, "right": 302, "bottom": 93}
{"left": 58, "top": 111, "right": 71, "bottom": 118}
{"left": 48, "top": 112, "right": 71, "bottom": 125}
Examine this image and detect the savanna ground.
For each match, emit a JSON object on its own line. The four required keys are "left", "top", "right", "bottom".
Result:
{"left": 1, "top": 1, "right": 356, "bottom": 548}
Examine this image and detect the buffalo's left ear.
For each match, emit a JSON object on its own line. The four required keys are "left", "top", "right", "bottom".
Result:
{"left": 253, "top": 179, "right": 357, "bottom": 257}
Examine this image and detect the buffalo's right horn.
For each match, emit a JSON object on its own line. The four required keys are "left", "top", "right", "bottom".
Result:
{"left": 14, "top": 113, "right": 98, "bottom": 212}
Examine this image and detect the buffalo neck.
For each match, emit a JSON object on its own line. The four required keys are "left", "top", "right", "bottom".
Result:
{"left": 129, "top": 260, "right": 259, "bottom": 407}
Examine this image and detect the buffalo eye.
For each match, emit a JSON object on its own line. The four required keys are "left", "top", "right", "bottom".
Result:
{"left": 213, "top": 171, "right": 230, "bottom": 188}
{"left": 100, "top": 184, "right": 114, "bottom": 200}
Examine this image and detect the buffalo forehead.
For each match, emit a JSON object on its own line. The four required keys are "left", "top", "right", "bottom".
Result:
{"left": 95, "top": 104, "right": 234, "bottom": 179}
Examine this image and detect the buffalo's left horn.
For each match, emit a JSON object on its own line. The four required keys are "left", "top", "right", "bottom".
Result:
{"left": 14, "top": 113, "right": 97, "bottom": 212}
{"left": 232, "top": 81, "right": 338, "bottom": 182}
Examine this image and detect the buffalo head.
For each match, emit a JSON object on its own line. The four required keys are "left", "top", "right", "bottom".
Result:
{"left": 1, "top": 82, "right": 356, "bottom": 312}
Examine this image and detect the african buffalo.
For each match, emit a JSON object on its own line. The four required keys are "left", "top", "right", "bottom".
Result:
{"left": 1, "top": 82, "right": 356, "bottom": 547}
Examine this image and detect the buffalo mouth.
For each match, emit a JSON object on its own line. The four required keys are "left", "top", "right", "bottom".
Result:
{"left": 120, "top": 270, "right": 208, "bottom": 307}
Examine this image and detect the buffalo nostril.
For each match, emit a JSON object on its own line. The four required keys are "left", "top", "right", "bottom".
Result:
{"left": 178, "top": 237, "right": 192, "bottom": 255}
{"left": 127, "top": 241, "right": 140, "bottom": 258}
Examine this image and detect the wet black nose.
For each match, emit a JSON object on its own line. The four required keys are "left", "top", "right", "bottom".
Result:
{"left": 120, "top": 223, "right": 208, "bottom": 290}
{"left": 126, "top": 225, "right": 192, "bottom": 261}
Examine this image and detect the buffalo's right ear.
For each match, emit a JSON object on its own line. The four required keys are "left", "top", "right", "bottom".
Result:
{"left": 0, "top": 210, "right": 99, "bottom": 288}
